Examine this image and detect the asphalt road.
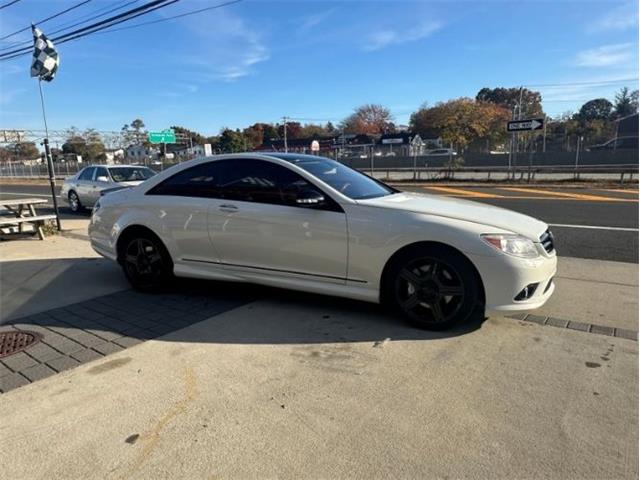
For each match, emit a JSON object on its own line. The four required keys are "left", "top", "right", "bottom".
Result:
{"left": 1, "top": 181, "right": 638, "bottom": 263}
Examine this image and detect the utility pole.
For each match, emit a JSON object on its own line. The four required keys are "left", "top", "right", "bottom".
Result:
{"left": 282, "top": 116, "right": 288, "bottom": 153}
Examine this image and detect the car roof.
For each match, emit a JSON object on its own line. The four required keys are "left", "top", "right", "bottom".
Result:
{"left": 83, "top": 164, "right": 151, "bottom": 168}
{"left": 257, "top": 152, "right": 335, "bottom": 164}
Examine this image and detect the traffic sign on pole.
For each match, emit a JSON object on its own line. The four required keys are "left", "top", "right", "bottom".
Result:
{"left": 148, "top": 129, "right": 176, "bottom": 144}
{"left": 507, "top": 118, "right": 544, "bottom": 132}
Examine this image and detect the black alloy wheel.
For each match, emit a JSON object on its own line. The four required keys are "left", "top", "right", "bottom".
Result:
{"left": 122, "top": 235, "right": 172, "bottom": 291}
{"left": 388, "top": 248, "right": 480, "bottom": 330}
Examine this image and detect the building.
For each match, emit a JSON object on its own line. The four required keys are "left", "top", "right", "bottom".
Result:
{"left": 125, "top": 145, "right": 158, "bottom": 160}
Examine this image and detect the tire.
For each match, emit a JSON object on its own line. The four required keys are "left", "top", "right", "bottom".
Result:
{"left": 384, "top": 245, "right": 480, "bottom": 330}
{"left": 68, "top": 191, "right": 83, "bottom": 213}
{"left": 120, "top": 231, "right": 174, "bottom": 292}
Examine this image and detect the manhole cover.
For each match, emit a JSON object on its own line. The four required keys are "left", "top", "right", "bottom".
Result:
{"left": 0, "top": 330, "right": 42, "bottom": 358}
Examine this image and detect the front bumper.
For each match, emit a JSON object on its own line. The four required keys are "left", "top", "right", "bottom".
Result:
{"left": 470, "top": 250, "right": 557, "bottom": 313}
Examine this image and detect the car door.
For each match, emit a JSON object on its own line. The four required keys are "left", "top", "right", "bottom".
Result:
{"left": 89, "top": 166, "right": 111, "bottom": 205}
{"left": 75, "top": 167, "right": 95, "bottom": 204}
{"left": 207, "top": 158, "right": 349, "bottom": 284}
{"left": 145, "top": 161, "right": 224, "bottom": 264}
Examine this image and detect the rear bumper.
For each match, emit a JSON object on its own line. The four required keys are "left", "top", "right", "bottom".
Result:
{"left": 470, "top": 250, "right": 557, "bottom": 313}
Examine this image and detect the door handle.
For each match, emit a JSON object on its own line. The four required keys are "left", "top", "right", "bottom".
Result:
{"left": 219, "top": 204, "right": 238, "bottom": 212}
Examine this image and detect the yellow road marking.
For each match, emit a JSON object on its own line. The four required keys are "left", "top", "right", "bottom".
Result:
{"left": 600, "top": 188, "right": 639, "bottom": 195}
{"left": 425, "top": 186, "right": 505, "bottom": 198}
{"left": 500, "top": 187, "right": 637, "bottom": 202}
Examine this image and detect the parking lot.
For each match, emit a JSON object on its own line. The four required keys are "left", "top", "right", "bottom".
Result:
{"left": 0, "top": 181, "right": 638, "bottom": 479}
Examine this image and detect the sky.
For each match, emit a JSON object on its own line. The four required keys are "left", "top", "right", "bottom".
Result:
{"left": 0, "top": 0, "right": 638, "bottom": 136}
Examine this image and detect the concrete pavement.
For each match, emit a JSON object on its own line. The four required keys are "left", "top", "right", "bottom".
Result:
{"left": 0, "top": 301, "right": 637, "bottom": 479}
{"left": 0, "top": 218, "right": 638, "bottom": 479}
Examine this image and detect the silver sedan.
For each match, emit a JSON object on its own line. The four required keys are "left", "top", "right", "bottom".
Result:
{"left": 61, "top": 164, "right": 156, "bottom": 212}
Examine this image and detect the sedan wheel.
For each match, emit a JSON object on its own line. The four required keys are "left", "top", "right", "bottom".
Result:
{"left": 68, "top": 191, "right": 82, "bottom": 213}
{"left": 388, "top": 247, "right": 480, "bottom": 330}
{"left": 122, "top": 235, "right": 173, "bottom": 292}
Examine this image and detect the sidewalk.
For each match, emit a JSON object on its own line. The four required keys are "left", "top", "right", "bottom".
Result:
{"left": 0, "top": 221, "right": 637, "bottom": 478}
{"left": 0, "top": 219, "right": 128, "bottom": 322}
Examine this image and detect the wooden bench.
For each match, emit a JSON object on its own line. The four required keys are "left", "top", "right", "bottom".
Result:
{"left": 0, "top": 198, "right": 57, "bottom": 240}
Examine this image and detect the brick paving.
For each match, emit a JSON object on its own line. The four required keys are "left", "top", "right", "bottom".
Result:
{"left": 0, "top": 289, "right": 249, "bottom": 393}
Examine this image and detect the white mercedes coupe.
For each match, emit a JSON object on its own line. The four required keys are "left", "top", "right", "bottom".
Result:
{"left": 89, "top": 153, "right": 557, "bottom": 330}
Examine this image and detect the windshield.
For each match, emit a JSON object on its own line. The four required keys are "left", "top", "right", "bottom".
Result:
{"left": 108, "top": 167, "right": 156, "bottom": 183}
{"left": 274, "top": 155, "right": 395, "bottom": 200}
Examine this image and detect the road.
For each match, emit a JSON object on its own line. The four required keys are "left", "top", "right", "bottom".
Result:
{"left": 1, "top": 181, "right": 638, "bottom": 263}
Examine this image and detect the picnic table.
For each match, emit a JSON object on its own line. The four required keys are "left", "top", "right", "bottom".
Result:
{"left": 0, "top": 198, "right": 58, "bottom": 240}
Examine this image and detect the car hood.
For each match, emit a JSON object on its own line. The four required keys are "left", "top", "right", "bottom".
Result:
{"left": 356, "top": 192, "right": 548, "bottom": 240}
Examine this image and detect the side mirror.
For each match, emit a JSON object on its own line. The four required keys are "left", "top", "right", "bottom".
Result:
{"left": 295, "top": 189, "right": 325, "bottom": 207}
{"left": 96, "top": 175, "right": 110, "bottom": 183}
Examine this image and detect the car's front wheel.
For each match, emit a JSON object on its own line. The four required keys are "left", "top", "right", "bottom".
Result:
{"left": 386, "top": 246, "right": 480, "bottom": 330}
{"left": 121, "top": 232, "right": 173, "bottom": 292}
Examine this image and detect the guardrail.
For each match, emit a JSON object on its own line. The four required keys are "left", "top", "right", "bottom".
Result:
{"left": 0, "top": 161, "right": 637, "bottom": 184}
{"left": 368, "top": 164, "right": 638, "bottom": 184}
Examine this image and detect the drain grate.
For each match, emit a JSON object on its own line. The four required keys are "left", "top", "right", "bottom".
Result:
{"left": 0, "top": 330, "right": 42, "bottom": 358}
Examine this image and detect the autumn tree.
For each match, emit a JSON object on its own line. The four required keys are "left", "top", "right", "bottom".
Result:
{"left": 6, "top": 142, "right": 40, "bottom": 160}
{"left": 62, "top": 128, "right": 106, "bottom": 161}
{"left": 341, "top": 104, "right": 395, "bottom": 135}
{"left": 278, "top": 121, "right": 302, "bottom": 139}
{"left": 410, "top": 98, "right": 511, "bottom": 152}
{"left": 476, "top": 87, "right": 543, "bottom": 118}
{"left": 243, "top": 123, "right": 279, "bottom": 149}
{"left": 171, "top": 126, "right": 206, "bottom": 146}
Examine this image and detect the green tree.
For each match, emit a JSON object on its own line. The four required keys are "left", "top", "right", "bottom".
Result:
{"left": 576, "top": 98, "right": 613, "bottom": 121}
{"left": 121, "top": 118, "right": 148, "bottom": 146}
{"left": 476, "top": 87, "right": 543, "bottom": 117}
{"left": 341, "top": 104, "right": 395, "bottom": 135}
{"left": 613, "top": 87, "right": 639, "bottom": 118}
{"left": 217, "top": 128, "right": 246, "bottom": 153}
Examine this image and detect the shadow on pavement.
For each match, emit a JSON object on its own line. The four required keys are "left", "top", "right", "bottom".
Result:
{"left": 2, "top": 258, "right": 485, "bottom": 349}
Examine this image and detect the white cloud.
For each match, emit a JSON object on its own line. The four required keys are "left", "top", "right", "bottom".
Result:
{"left": 174, "top": 8, "right": 269, "bottom": 82}
{"left": 298, "top": 8, "right": 336, "bottom": 32}
{"left": 362, "top": 21, "right": 442, "bottom": 51}
{"left": 574, "top": 43, "right": 634, "bottom": 67}
{"left": 588, "top": 2, "right": 638, "bottom": 32}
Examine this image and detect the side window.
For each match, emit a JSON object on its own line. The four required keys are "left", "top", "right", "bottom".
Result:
{"left": 218, "top": 159, "right": 313, "bottom": 206}
{"left": 78, "top": 167, "right": 95, "bottom": 181}
{"left": 147, "top": 162, "right": 223, "bottom": 198}
{"left": 95, "top": 167, "right": 109, "bottom": 182}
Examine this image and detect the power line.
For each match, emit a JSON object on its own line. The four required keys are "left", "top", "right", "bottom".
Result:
{"left": 0, "top": 0, "right": 22, "bottom": 10}
{"left": 0, "top": 0, "right": 177, "bottom": 60}
{"left": 0, "top": 0, "right": 141, "bottom": 52}
{"left": 0, "top": 0, "right": 244, "bottom": 62}
{"left": 93, "top": 0, "right": 243, "bottom": 34}
{"left": 524, "top": 78, "right": 638, "bottom": 88}
{"left": 0, "top": 0, "right": 93, "bottom": 41}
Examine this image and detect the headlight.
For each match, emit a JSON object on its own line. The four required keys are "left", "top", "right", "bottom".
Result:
{"left": 481, "top": 234, "right": 539, "bottom": 258}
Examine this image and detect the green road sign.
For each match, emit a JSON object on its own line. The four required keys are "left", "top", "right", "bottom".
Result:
{"left": 148, "top": 129, "right": 176, "bottom": 144}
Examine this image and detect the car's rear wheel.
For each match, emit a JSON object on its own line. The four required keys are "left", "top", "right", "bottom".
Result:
{"left": 121, "top": 232, "right": 173, "bottom": 292}
{"left": 68, "top": 191, "right": 82, "bottom": 213}
{"left": 386, "top": 246, "right": 480, "bottom": 330}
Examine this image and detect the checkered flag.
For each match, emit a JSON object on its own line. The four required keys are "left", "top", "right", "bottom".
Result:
{"left": 30, "top": 25, "right": 59, "bottom": 82}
